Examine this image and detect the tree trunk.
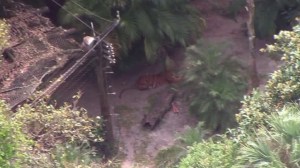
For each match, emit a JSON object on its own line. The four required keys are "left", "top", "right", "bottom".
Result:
{"left": 246, "top": 0, "right": 260, "bottom": 90}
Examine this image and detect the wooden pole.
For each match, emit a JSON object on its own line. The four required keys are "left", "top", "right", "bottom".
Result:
{"left": 94, "top": 43, "right": 114, "bottom": 157}
{"left": 246, "top": 0, "right": 260, "bottom": 90}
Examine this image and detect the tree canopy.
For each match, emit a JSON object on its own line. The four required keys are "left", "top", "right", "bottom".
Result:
{"left": 61, "top": 0, "right": 203, "bottom": 64}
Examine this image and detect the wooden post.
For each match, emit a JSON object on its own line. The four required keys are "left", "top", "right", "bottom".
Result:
{"left": 94, "top": 43, "right": 114, "bottom": 157}
{"left": 247, "top": 0, "right": 260, "bottom": 90}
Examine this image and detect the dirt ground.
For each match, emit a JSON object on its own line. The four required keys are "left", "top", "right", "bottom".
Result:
{"left": 82, "top": 1, "right": 279, "bottom": 167}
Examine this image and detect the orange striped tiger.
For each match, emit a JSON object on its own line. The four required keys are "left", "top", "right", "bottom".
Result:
{"left": 119, "top": 71, "right": 181, "bottom": 98}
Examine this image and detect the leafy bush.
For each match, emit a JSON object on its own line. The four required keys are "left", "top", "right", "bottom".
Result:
{"left": 236, "top": 89, "right": 271, "bottom": 133}
{"left": 0, "top": 100, "right": 105, "bottom": 167}
{"left": 155, "top": 146, "right": 186, "bottom": 168}
{"left": 177, "top": 122, "right": 207, "bottom": 147}
{"left": 236, "top": 104, "right": 300, "bottom": 168}
{"left": 0, "top": 100, "right": 30, "bottom": 167}
{"left": 155, "top": 122, "right": 206, "bottom": 168}
{"left": 51, "top": 143, "right": 97, "bottom": 168}
{"left": 183, "top": 40, "right": 247, "bottom": 131}
{"left": 14, "top": 102, "right": 103, "bottom": 151}
{"left": 177, "top": 24, "right": 300, "bottom": 168}
{"left": 178, "top": 104, "right": 300, "bottom": 168}
{"left": 0, "top": 19, "right": 9, "bottom": 50}
{"left": 237, "top": 24, "right": 300, "bottom": 131}
{"left": 178, "top": 137, "right": 238, "bottom": 168}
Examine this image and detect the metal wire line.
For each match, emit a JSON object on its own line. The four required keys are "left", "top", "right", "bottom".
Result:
{"left": 31, "top": 18, "right": 120, "bottom": 106}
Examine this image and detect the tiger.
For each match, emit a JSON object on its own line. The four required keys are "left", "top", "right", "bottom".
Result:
{"left": 118, "top": 70, "right": 181, "bottom": 98}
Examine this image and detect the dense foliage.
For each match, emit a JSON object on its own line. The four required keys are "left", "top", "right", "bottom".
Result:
{"left": 0, "top": 100, "right": 29, "bottom": 167}
{"left": 176, "top": 22, "right": 300, "bottom": 168}
{"left": 254, "top": 0, "right": 300, "bottom": 37}
{"left": 183, "top": 41, "right": 246, "bottom": 131}
{"left": 236, "top": 104, "right": 300, "bottom": 167}
{"left": 61, "top": 0, "right": 202, "bottom": 63}
{"left": 178, "top": 138, "right": 238, "bottom": 168}
{"left": 155, "top": 123, "right": 206, "bottom": 168}
{"left": 179, "top": 104, "right": 300, "bottom": 168}
{"left": 0, "top": 100, "right": 103, "bottom": 167}
{"left": 238, "top": 24, "right": 300, "bottom": 131}
{"left": 15, "top": 102, "right": 102, "bottom": 150}
{"left": 0, "top": 19, "right": 9, "bottom": 51}
{"left": 228, "top": 0, "right": 300, "bottom": 38}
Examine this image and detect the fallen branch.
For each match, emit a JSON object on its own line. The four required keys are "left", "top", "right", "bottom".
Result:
{"left": 142, "top": 89, "right": 177, "bottom": 130}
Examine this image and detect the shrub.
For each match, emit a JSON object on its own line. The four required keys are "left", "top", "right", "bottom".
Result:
{"left": 237, "top": 24, "right": 300, "bottom": 131}
{"left": 14, "top": 101, "right": 103, "bottom": 151}
{"left": 0, "top": 99, "right": 105, "bottom": 167}
{"left": 0, "top": 100, "right": 30, "bottom": 167}
{"left": 178, "top": 24, "right": 300, "bottom": 168}
{"left": 0, "top": 19, "right": 9, "bottom": 50}
{"left": 235, "top": 104, "right": 300, "bottom": 168}
{"left": 178, "top": 137, "right": 238, "bottom": 168}
{"left": 51, "top": 143, "right": 97, "bottom": 168}
{"left": 183, "top": 40, "right": 247, "bottom": 131}
{"left": 155, "top": 122, "right": 206, "bottom": 168}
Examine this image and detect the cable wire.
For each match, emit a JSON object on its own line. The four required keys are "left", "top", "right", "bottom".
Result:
{"left": 31, "top": 19, "right": 120, "bottom": 107}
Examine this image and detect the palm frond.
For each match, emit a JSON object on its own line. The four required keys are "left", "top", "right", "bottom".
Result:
{"left": 269, "top": 104, "right": 300, "bottom": 144}
{"left": 239, "top": 139, "right": 283, "bottom": 168}
{"left": 134, "top": 8, "right": 156, "bottom": 38}
{"left": 144, "top": 38, "right": 161, "bottom": 62}
{"left": 177, "top": 122, "right": 206, "bottom": 146}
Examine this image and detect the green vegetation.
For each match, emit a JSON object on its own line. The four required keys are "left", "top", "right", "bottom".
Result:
{"left": 0, "top": 100, "right": 104, "bottom": 167}
{"left": 52, "top": 143, "right": 97, "bottom": 168}
{"left": 236, "top": 104, "right": 300, "bottom": 167}
{"left": 15, "top": 102, "right": 102, "bottom": 148}
{"left": 227, "top": 0, "right": 300, "bottom": 37}
{"left": 178, "top": 104, "right": 300, "bottom": 168}
{"left": 0, "top": 100, "right": 29, "bottom": 167}
{"left": 238, "top": 24, "right": 300, "bottom": 132}
{"left": 183, "top": 41, "right": 247, "bottom": 131}
{"left": 3, "top": 0, "right": 300, "bottom": 167}
{"left": 174, "top": 22, "right": 300, "bottom": 168}
{"left": 178, "top": 138, "right": 238, "bottom": 168}
{"left": 155, "top": 122, "right": 206, "bottom": 168}
{"left": 0, "top": 19, "right": 9, "bottom": 50}
{"left": 61, "top": 0, "right": 203, "bottom": 64}
{"left": 254, "top": 0, "right": 300, "bottom": 37}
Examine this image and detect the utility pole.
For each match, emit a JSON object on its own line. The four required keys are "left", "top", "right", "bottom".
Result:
{"left": 80, "top": 15, "right": 119, "bottom": 157}
{"left": 94, "top": 42, "right": 115, "bottom": 157}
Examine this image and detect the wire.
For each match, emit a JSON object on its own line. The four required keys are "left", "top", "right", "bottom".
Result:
{"left": 50, "top": 0, "right": 100, "bottom": 35}
{"left": 31, "top": 19, "right": 120, "bottom": 107}
{"left": 67, "top": 0, "right": 114, "bottom": 23}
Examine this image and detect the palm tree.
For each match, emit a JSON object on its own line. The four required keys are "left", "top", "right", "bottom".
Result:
{"left": 60, "top": 0, "right": 202, "bottom": 63}
{"left": 237, "top": 104, "right": 300, "bottom": 167}
{"left": 183, "top": 40, "right": 247, "bottom": 132}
